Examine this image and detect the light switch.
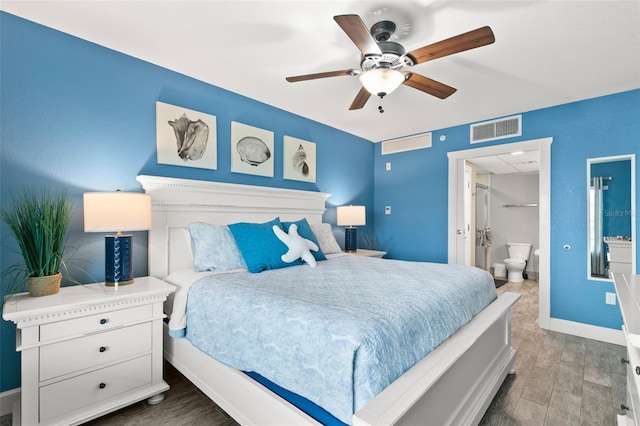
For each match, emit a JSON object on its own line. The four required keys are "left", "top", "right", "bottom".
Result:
{"left": 386, "top": 162, "right": 391, "bottom": 171}
{"left": 385, "top": 206, "right": 391, "bottom": 215}
{"left": 606, "top": 292, "right": 616, "bottom": 305}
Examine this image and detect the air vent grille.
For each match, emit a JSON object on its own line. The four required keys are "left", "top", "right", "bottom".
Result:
{"left": 381, "top": 133, "right": 432, "bottom": 155}
{"left": 470, "top": 115, "right": 522, "bottom": 143}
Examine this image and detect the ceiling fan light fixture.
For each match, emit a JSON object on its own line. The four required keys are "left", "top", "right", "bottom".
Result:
{"left": 359, "top": 68, "right": 405, "bottom": 97}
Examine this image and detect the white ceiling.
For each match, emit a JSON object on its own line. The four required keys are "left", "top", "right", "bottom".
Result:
{"left": 471, "top": 149, "right": 540, "bottom": 174}
{"left": 2, "top": 1, "right": 639, "bottom": 142}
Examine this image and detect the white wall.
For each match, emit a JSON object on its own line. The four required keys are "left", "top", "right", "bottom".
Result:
{"left": 490, "top": 172, "right": 540, "bottom": 273}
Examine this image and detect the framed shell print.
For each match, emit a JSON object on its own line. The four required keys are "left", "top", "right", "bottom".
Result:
{"left": 283, "top": 136, "right": 316, "bottom": 183}
{"left": 156, "top": 101, "right": 217, "bottom": 170}
{"left": 231, "top": 121, "right": 274, "bottom": 177}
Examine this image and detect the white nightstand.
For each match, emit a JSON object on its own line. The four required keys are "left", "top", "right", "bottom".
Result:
{"left": 349, "top": 249, "right": 387, "bottom": 258}
{"left": 2, "top": 276, "right": 175, "bottom": 426}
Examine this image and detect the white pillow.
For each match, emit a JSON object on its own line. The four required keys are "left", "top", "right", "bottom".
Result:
{"left": 310, "top": 223, "right": 342, "bottom": 254}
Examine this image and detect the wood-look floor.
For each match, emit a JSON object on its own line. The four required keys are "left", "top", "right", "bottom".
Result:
{"left": 2, "top": 279, "right": 626, "bottom": 425}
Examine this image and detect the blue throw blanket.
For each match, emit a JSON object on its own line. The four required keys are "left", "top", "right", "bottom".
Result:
{"left": 182, "top": 255, "right": 496, "bottom": 424}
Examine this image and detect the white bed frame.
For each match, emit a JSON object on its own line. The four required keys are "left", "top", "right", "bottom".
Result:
{"left": 137, "top": 175, "right": 520, "bottom": 426}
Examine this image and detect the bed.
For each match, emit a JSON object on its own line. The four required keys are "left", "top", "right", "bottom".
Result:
{"left": 137, "top": 174, "right": 520, "bottom": 426}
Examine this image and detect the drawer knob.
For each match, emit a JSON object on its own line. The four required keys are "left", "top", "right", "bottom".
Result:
{"left": 622, "top": 358, "right": 630, "bottom": 364}
{"left": 99, "top": 319, "right": 108, "bottom": 325}
{"left": 622, "top": 404, "right": 630, "bottom": 411}
{"left": 636, "top": 366, "right": 640, "bottom": 376}
{"left": 99, "top": 346, "right": 107, "bottom": 353}
{"left": 99, "top": 383, "right": 106, "bottom": 389}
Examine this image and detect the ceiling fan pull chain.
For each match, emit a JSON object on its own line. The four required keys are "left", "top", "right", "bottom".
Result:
{"left": 378, "top": 96, "right": 385, "bottom": 113}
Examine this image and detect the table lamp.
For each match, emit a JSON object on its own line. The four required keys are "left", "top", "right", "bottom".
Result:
{"left": 83, "top": 191, "right": 151, "bottom": 286}
{"left": 337, "top": 205, "right": 366, "bottom": 253}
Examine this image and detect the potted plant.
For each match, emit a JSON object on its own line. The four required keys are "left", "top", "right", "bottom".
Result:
{"left": 1, "top": 188, "right": 72, "bottom": 297}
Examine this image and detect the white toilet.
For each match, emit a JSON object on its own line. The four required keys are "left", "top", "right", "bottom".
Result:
{"left": 504, "top": 242, "right": 532, "bottom": 283}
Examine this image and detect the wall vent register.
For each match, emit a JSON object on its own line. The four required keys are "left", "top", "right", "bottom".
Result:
{"left": 381, "top": 133, "right": 432, "bottom": 155}
{"left": 470, "top": 115, "right": 522, "bottom": 143}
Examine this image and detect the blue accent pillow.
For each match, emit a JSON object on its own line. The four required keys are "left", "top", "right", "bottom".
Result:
{"left": 282, "top": 218, "right": 327, "bottom": 261}
{"left": 229, "top": 218, "right": 302, "bottom": 273}
{"left": 188, "top": 223, "right": 247, "bottom": 271}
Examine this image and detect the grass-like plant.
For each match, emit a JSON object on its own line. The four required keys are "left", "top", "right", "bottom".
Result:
{"left": 359, "top": 227, "right": 392, "bottom": 252}
{"left": 1, "top": 188, "right": 71, "bottom": 295}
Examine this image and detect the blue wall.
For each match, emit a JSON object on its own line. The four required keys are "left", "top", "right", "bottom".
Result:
{"left": 0, "top": 13, "right": 374, "bottom": 392}
{"left": 374, "top": 89, "right": 640, "bottom": 331}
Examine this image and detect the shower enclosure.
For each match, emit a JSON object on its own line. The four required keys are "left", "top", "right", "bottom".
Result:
{"left": 475, "top": 183, "right": 491, "bottom": 271}
{"left": 589, "top": 175, "right": 610, "bottom": 278}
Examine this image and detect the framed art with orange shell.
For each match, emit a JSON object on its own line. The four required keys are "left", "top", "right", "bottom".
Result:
{"left": 283, "top": 136, "right": 316, "bottom": 183}
{"left": 156, "top": 101, "right": 217, "bottom": 170}
{"left": 230, "top": 121, "right": 274, "bottom": 177}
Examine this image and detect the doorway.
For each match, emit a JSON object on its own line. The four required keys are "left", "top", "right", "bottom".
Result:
{"left": 447, "top": 137, "right": 552, "bottom": 329}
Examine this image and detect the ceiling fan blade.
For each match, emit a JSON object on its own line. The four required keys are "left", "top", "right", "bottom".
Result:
{"left": 286, "top": 70, "right": 355, "bottom": 83}
{"left": 407, "top": 26, "right": 495, "bottom": 65}
{"left": 334, "top": 14, "right": 382, "bottom": 55}
{"left": 349, "top": 87, "right": 371, "bottom": 110}
{"left": 403, "top": 73, "right": 457, "bottom": 99}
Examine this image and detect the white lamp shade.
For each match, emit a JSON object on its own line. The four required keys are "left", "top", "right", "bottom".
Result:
{"left": 337, "top": 205, "right": 366, "bottom": 227}
{"left": 359, "top": 68, "right": 405, "bottom": 96}
{"left": 83, "top": 192, "right": 151, "bottom": 233}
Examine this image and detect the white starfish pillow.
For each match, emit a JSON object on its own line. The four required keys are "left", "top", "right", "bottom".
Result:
{"left": 272, "top": 224, "right": 319, "bottom": 267}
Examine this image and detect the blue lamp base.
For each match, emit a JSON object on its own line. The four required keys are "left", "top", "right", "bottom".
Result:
{"left": 344, "top": 227, "right": 358, "bottom": 253}
{"left": 105, "top": 234, "right": 134, "bottom": 286}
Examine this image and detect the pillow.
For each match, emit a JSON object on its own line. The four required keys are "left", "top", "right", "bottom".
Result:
{"left": 228, "top": 218, "right": 302, "bottom": 273}
{"left": 310, "top": 223, "right": 342, "bottom": 254}
{"left": 273, "top": 223, "right": 319, "bottom": 267}
{"left": 282, "top": 218, "right": 326, "bottom": 261}
{"left": 188, "top": 223, "right": 247, "bottom": 271}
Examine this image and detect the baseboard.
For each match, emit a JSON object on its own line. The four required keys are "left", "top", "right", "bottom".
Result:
{"left": 548, "top": 318, "right": 625, "bottom": 346}
{"left": 0, "top": 388, "right": 19, "bottom": 417}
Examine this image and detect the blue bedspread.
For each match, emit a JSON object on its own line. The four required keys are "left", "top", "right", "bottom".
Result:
{"left": 183, "top": 255, "right": 496, "bottom": 424}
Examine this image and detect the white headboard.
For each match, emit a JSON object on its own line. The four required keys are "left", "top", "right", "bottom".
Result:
{"left": 136, "top": 175, "right": 331, "bottom": 279}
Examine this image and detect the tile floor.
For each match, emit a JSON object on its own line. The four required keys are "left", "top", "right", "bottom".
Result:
{"left": 481, "top": 279, "right": 626, "bottom": 426}
{"left": 2, "top": 279, "right": 627, "bottom": 425}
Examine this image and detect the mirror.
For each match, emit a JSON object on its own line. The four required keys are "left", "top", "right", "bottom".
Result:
{"left": 588, "top": 154, "right": 636, "bottom": 280}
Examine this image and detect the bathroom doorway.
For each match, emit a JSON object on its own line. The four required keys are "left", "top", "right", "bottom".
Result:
{"left": 447, "top": 137, "right": 552, "bottom": 330}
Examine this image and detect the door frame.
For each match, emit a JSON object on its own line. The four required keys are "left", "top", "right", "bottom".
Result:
{"left": 448, "top": 137, "right": 552, "bottom": 329}
{"left": 464, "top": 161, "right": 475, "bottom": 266}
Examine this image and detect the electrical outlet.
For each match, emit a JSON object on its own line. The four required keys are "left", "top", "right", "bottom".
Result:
{"left": 386, "top": 162, "right": 391, "bottom": 171}
{"left": 606, "top": 292, "right": 616, "bottom": 305}
{"left": 385, "top": 206, "right": 391, "bottom": 215}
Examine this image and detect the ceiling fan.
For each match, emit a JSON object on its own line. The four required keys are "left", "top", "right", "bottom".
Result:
{"left": 286, "top": 14, "right": 495, "bottom": 112}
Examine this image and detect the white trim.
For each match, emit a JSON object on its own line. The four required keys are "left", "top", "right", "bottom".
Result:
{"left": 448, "top": 137, "right": 553, "bottom": 329}
{"left": 0, "top": 387, "right": 20, "bottom": 417}
{"left": 548, "top": 318, "right": 625, "bottom": 346}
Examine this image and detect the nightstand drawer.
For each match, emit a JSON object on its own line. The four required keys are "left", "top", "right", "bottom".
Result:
{"left": 39, "top": 354, "right": 152, "bottom": 423}
{"left": 40, "top": 322, "right": 152, "bottom": 381}
{"left": 40, "top": 305, "right": 152, "bottom": 342}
